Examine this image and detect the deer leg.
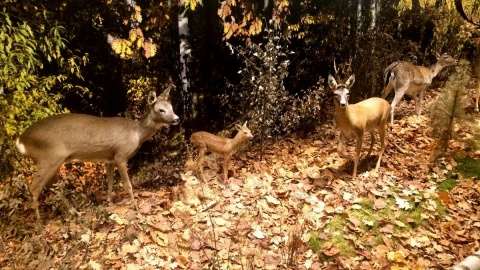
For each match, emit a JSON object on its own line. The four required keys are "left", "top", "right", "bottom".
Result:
{"left": 337, "top": 132, "right": 350, "bottom": 159}
{"left": 417, "top": 90, "right": 425, "bottom": 116}
{"left": 223, "top": 154, "right": 231, "bottom": 184}
{"left": 366, "top": 131, "right": 376, "bottom": 158}
{"left": 115, "top": 161, "right": 138, "bottom": 210}
{"left": 106, "top": 163, "right": 115, "bottom": 205}
{"left": 389, "top": 87, "right": 406, "bottom": 125}
{"left": 352, "top": 135, "right": 364, "bottom": 180}
{"left": 29, "top": 158, "right": 64, "bottom": 220}
{"left": 381, "top": 82, "right": 393, "bottom": 99}
{"left": 375, "top": 125, "right": 387, "bottom": 172}
{"left": 197, "top": 147, "right": 207, "bottom": 182}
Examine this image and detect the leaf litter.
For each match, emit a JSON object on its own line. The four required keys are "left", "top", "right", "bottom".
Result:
{"left": 1, "top": 91, "right": 479, "bottom": 269}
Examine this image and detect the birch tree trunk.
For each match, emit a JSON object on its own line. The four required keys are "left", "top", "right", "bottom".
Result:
{"left": 370, "top": 0, "right": 377, "bottom": 30}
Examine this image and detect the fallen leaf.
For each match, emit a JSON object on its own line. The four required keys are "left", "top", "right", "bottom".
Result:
{"left": 252, "top": 228, "right": 265, "bottom": 239}
{"left": 265, "top": 195, "right": 280, "bottom": 205}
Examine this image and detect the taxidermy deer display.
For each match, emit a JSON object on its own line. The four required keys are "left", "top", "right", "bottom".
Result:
{"left": 190, "top": 121, "right": 253, "bottom": 183}
{"left": 382, "top": 53, "right": 457, "bottom": 125}
{"left": 328, "top": 74, "right": 390, "bottom": 180}
{"left": 16, "top": 88, "right": 179, "bottom": 220}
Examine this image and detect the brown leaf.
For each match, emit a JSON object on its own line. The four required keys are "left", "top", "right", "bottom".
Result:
{"left": 374, "top": 198, "right": 387, "bottom": 209}
{"left": 322, "top": 242, "right": 340, "bottom": 256}
{"left": 190, "top": 238, "right": 202, "bottom": 250}
{"left": 438, "top": 191, "right": 452, "bottom": 204}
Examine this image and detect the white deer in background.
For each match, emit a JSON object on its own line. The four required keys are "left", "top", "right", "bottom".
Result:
{"left": 382, "top": 53, "right": 457, "bottom": 125}
{"left": 16, "top": 88, "right": 179, "bottom": 220}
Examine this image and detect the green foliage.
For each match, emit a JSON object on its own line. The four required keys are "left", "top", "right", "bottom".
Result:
{"left": 0, "top": 8, "right": 87, "bottom": 220}
{"left": 226, "top": 25, "right": 327, "bottom": 157}
{"left": 429, "top": 60, "right": 471, "bottom": 154}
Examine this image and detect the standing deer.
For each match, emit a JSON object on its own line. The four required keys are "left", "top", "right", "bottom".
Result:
{"left": 190, "top": 121, "right": 253, "bottom": 183}
{"left": 382, "top": 53, "right": 458, "bottom": 125}
{"left": 328, "top": 74, "right": 390, "bottom": 180}
{"left": 16, "top": 88, "right": 179, "bottom": 220}
{"left": 473, "top": 52, "right": 480, "bottom": 112}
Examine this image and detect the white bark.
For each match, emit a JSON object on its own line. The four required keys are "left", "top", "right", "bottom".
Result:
{"left": 357, "top": 0, "right": 362, "bottom": 32}
{"left": 178, "top": 12, "right": 191, "bottom": 94}
{"left": 370, "top": 0, "right": 377, "bottom": 30}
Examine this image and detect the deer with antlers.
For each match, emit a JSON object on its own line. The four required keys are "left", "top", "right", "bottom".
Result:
{"left": 328, "top": 74, "right": 391, "bottom": 180}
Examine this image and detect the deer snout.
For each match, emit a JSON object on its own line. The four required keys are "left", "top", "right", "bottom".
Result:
{"left": 339, "top": 102, "right": 347, "bottom": 107}
{"left": 171, "top": 115, "right": 180, "bottom": 125}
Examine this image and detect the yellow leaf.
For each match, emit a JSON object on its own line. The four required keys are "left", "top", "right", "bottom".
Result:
{"left": 387, "top": 251, "right": 406, "bottom": 263}
{"left": 129, "top": 31, "right": 137, "bottom": 42}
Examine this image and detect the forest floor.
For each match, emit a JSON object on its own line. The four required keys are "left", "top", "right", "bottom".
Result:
{"left": 1, "top": 89, "right": 480, "bottom": 270}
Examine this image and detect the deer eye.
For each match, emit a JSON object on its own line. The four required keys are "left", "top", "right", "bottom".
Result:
{"left": 159, "top": 109, "right": 166, "bottom": 113}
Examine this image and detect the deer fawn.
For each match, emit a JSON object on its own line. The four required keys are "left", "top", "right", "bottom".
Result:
{"left": 190, "top": 121, "right": 253, "bottom": 183}
{"left": 16, "top": 88, "right": 179, "bottom": 220}
{"left": 382, "top": 53, "right": 458, "bottom": 125}
{"left": 328, "top": 74, "right": 390, "bottom": 180}
{"left": 473, "top": 52, "right": 480, "bottom": 112}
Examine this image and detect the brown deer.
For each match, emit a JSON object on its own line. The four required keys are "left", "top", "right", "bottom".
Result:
{"left": 328, "top": 74, "right": 390, "bottom": 180}
{"left": 382, "top": 53, "right": 458, "bottom": 125}
{"left": 190, "top": 121, "right": 253, "bottom": 183}
{"left": 473, "top": 52, "right": 480, "bottom": 112}
{"left": 16, "top": 88, "right": 179, "bottom": 220}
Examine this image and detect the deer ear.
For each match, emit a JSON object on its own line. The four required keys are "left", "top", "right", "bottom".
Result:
{"left": 236, "top": 124, "right": 241, "bottom": 130}
{"left": 345, "top": 74, "right": 355, "bottom": 88}
{"left": 436, "top": 52, "right": 441, "bottom": 59}
{"left": 243, "top": 121, "right": 248, "bottom": 127}
{"left": 147, "top": 91, "right": 157, "bottom": 105}
{"left": 327, "top": 74, "right": 337, "bottom": 90}
{"left": 159, "top": 88, "right": 171, "bottom": 100}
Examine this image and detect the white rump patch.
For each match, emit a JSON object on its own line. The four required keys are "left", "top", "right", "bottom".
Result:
{"left": 15, "top": 138, "right": 27, "bottom": 155}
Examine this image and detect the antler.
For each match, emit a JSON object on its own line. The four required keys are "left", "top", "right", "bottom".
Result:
{"left": 455, "top": 0, "right": 480, "bottom": 27}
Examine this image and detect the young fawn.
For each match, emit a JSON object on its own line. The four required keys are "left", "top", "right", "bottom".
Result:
{"left": 190, "top": 121, "right": 253, "bottom": 183}
{"left": 328, "top": 74, "right": 391, "bottom": 180}
{"left": 16, "top": 88, "right": 179, "bottom": 220}
{"left": 382, "top": 53, "right": 457, "bottom": 125}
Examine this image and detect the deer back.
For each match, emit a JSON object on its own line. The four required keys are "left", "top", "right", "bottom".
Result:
{"left": 190, "top": 121, "right": 253, "bottom": 156}
{"left": 17, "top": 89, "right": 179, "bottom": 164}
{"left": 190, "top": 131, "right": 232, "bottom": 154}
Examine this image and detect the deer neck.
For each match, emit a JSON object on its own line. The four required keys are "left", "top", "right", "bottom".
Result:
{"left": 225, "top": 132, "right": 246, "bottom": 153}
{"left": 429, "top": 62, "right": 446, "bottom": 78}
{"left": 334, "top": 102, "right": 352, "bottom": 127}
{"left": 137, "top": 111, "right": 163, "bottom": 143}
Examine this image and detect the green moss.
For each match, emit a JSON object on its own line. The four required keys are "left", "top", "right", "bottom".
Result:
{"left": 438, "top": 178, "right": 457, "bottom": 192}
{"left": 310, "top": 194, "right": 447, "bottom": 258}
{"left": 454, "top": 156, "right": 480, "bottom": 179}
{"left": 309, "top": 232, "right": 321, "bottom": 253}
{"left": 436, "top": 156, "right": 479, "bottom": 193}
{"left": 309, "top": 215, "right": 355, "bottom": 257}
